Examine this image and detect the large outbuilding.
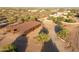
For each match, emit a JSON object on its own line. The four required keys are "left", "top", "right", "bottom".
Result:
{"left": 7, "top": 21, "right": 41, "bottom": 35}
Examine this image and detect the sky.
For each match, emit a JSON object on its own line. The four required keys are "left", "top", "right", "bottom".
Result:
{"left": 0, "top": 0, "right": 79, "bottom": 7}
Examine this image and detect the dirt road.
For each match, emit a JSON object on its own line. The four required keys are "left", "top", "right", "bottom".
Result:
{"left": 42, "top": 20, "right": 73, "bottom": 52}
{"left": 65, "top": 24, "right": 79, "bottom": 51}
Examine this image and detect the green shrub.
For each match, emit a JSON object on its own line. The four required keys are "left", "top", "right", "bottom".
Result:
{"left": 7, "top": 17, "right": 17, "bottom": 24}
{"left": 20, "top": 15, "right": 30, "bottom": 22}
{"left": 29, "top": 16, "right": 37, "bottom": 21}
{"left": 64, "top": 19, "right": 75, "bottom": 23}
{"left": 56, "top": 17, "right": 64, "bottom": 21}
{"left": 57, "top": 28, "right": 69, "bottom": 41}
{"left": 24, "top": 16, "right": 30, "bottom": 21}
{"left": 37, "top": 32, "right": 50, "bottom": 42}
{"left": 49, "top": 16, "right": 64, "bottom": 24}
{"left": 0, "top": 44, "right": 17, "bottom": 52}
{"left": 39, "top": 27, "right": 49, "bottom": 34}
{"left": 48, "top": 16, "right": 57, "bottom": 22}
{"left": 55, "top": 24, "right": 64, "bottom": 32}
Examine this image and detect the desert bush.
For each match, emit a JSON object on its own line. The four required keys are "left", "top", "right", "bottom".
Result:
{"left": 48, "top": 16, "right": 64, "bottom": 24}
{"left": 39, "top": 27, "right": 49, "bottom": 34}
{"left": 37, "top": 32, "right": 50, "bottom": 42}
{"left": 57, "top": 28, "right": 69, "bottom": 41}
{"left": 55, "top": 24, "right": 64, "bottom": 32}
{"left": 0, "top": 44, "right": 17, "bottom": 52}
{"left": 20, "top": 15, "right": 30, "bottom": 22}
{"left": 48, "top": 16, "right": 57, "bottom": 22}
{"left": 7, "top": 16, "right": 17, "bottom": 24}
{"left": 64, "top": 18, "right": 75, "bottom": 23}
{"left": 29, "top": 16, "right": 37, "bottom": 21}
{"left": 23, "top": 16, "right": 30, "bottom": 21}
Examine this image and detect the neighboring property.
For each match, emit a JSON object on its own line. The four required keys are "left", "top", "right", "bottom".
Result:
{"left": 49, "top": 12, "right": 68, "bottom": 18}
{"left": 0, "top": 16, "right": 8, "bottom": 27}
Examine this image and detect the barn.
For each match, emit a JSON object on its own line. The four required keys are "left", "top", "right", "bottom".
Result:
{"left": 6, "top": 21, "right": 41, "bottom": 35}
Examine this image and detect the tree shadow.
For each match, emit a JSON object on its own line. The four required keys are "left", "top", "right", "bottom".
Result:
{"left": 55, "top": 25, "right": 62, "bottom": 33}
{"left": 39, "top": 27, "right": 49, "bottom": 34}
{"left": 12, "top": 34, "right": 28, "bottom": 52}
{"left": 41, "top": 39, "right": 59, "bottom": 52}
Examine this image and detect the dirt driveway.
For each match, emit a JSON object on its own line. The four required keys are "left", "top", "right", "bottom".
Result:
{"left": 64, "top": 24, "right": 79, "bottom": 51}
{"left": 42, "top": 20, "right": 74, "bottom": 52}
{"left": 0, "top": 25, "right": 43, "bottom": 52}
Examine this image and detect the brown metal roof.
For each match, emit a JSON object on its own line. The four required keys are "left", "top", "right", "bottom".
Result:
{"left": 7, "top": 21, "right": 41, "bottom": 34}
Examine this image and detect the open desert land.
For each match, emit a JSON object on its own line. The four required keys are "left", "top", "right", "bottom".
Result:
{"left": 0, "top": 8, "right": 79, "bottom": 52}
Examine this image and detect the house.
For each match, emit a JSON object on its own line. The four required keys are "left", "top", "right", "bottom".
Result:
{"left": 28, "top": 10, "right": 38, "bottom": 12}
{"left": 49, "top": 11, "right": 69, "bottom": 19}
{"left": 7, "top": 21, "right": 41, "bottom": 35}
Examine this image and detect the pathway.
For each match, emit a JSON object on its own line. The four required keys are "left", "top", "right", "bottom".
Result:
{"left": 42, "top": 20, "right": 73, "bottom": 52}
